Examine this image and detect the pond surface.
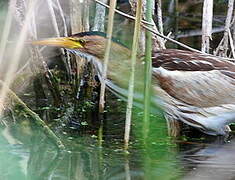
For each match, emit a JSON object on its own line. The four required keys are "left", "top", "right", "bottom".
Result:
{"left": 0, "top": 97, "right": 235, "bottom": 180}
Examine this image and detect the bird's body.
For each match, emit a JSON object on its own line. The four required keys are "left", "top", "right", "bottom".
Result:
{"left": 152, "top": 49, "right": 235, "bottom": 135}
{"left": 32, "top": 32, "right": 235, "bottom": 136}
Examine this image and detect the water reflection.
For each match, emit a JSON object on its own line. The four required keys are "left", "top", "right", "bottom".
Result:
{"left": 181, "top": 136, "right": 235, "bottom": 180}
{"left": 1, "top": 113, "right": 235, "bottom": 180}
{"left": 0, "top": 110, "right": 178, "bottom": 180}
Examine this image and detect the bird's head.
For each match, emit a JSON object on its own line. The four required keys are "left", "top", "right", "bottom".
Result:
{"left": 32, "top": 31, "right": 131, "bottom": 61}
{"left": 32, "top": 31, "right": 142, "bottom": 91}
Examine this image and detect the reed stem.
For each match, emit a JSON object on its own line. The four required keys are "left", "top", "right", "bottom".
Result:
{"left": 0, "top": 1, "right": 13, "bottom": 64}
{"left": 0, "top": 0, "right": 38, "bottom": 115}
{"left": 124, "top": 0, "right": 142, "bottom": 151}
{"left": 143, "top": 0, "right": 153, "bottom": 141}
{"left": 99, "top": 0, "right": 117, "bottom": 113}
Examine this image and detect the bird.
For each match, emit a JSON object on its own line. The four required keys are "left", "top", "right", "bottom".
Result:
{"left": 32, "top": 31, "right": 235, "bottom": 137}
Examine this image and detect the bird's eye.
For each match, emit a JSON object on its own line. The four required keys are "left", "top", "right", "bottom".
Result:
{"left": 73, "top": 39, "right": 86, "bottom": 46}
{"left": 78, "top": 39, "right": 85, "bottom": 45}
{"left": 69, "top": 38, "right": 86, "bottom": 46}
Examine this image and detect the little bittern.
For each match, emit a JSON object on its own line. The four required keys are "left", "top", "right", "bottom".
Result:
{"left": 33, "top": 31, "right": 235, "bottom": 136}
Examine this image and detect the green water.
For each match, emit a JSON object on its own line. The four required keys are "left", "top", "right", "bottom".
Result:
{"left": 0, "top": 97, "right": 184, "bottom": 180}
{"left": 1, "top": 95, "right": 235, "bottom": 180}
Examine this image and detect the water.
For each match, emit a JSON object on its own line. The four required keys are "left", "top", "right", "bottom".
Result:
{"left": 0, "top": 95, "right": 234, "bottom": 180}
{"left": 179, "top": 137, "right": 235, "bottom": 180}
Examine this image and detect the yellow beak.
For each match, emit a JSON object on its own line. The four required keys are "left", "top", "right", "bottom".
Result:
{"left": 31, "top": 37, "right": 83, "bottom": 49}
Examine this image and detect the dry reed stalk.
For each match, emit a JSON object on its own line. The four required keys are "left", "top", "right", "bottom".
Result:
{"left": 201, "top": 0, "right": 213, "bottom": 53}
{"left": 153, "top": 0, "right": 165, "bottom": 50}
{"left": 93, "top": 0, "right": 107, "bottom": 31}
{"left": 129, "top": 0, "right": 146, "bottom": 53}
{"left": 99, "top": 0, "right": 117, "bottom": 113}
{"left": 0, "top": 0, "right": 14, "bottom": 64}
{"left": 156, "top": 0, "right": 163, "bottom": 35}
{"left": 55, "top": 0, "right": 68, "bottom": 36}
{"left": 232, "top": 12, "right": 235, "bottom": 51}
{"left": 124, "top": 0, "right": 142, "bottom": 151}
{"left": 215, "top": 0, "right": 234, "bottom": 57}
{"left": 228, "top": 29, "right": 235, "bottom": 58}
{"left": 0, "top": 0, "right": 38, "bottom": 115}
{"left": 224, "top": 0, "right": 234, "bottom": 45}
{"left": 46, "top": 0, "right": 61, "bottom": 37}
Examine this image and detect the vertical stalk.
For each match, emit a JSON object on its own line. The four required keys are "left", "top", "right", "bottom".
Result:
{"left": 0, "top": 0, "right": 14, "bottom": 64}
{"left": 201, "top": 0, "right": 213, "bottom": 53}
{"left": 216, "top": 0, "right": 234, "bottom": 56}
{"left": 124, "top": 0, "right": 142, "bottom": 151}
{"left": 0, "top": 0, "right": 38, "bottom": 115}
{"left": 98, "top": 0, "right": 117, "bottom": 147}
{"left": 98, "top": 120, "right": 103, "bottom": 147}
{"left": 93, "top": 0, "right": 107, "bottom": 31}
{"left": 55, "top": 0, "right": 68, "bottom": 36}
{"left": 99, "top": 0, "right": 117, "bottom": 113}
{"left": 143, "top": 0, "right": 153, "bottom": 140}
{"left": 46, "top": 0, "right": 60, "bottom": 37}
{"left": 83, "top": 0, "right": 90, "bottom": 31}
{"left": 174, "top": 0, "right": 179, "bottom": 41}
{"left": 156, "top": 0, "right": 163, "bottom": 35}
{"left": 70, "top": 0, "right": 85, "bottom": 100}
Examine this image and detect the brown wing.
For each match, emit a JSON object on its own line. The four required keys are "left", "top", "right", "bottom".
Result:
{"left": 152, "top": 49, "right": 235, "bottom": 107}
{"left": 152, "top": 49, "right": 235, "bottom": 74}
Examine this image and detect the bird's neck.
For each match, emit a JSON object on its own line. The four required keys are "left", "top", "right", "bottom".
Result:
{"left": 102, "top": 46, "right": 145, "bottom": 92}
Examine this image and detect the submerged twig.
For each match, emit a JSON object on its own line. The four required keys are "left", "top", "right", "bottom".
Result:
{"left": 0, "top": 80, "right": 65, "bottom": 149}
